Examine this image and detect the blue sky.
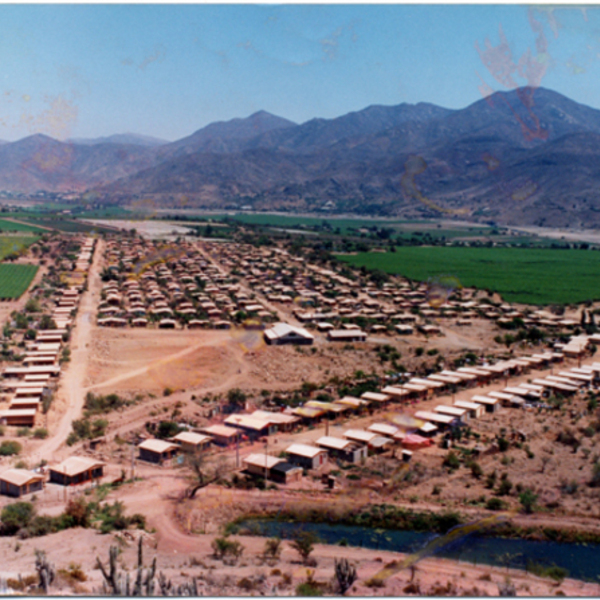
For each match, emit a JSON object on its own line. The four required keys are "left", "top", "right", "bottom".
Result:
{"left": 0, "top": 4, "right": 599, "bottom": 142}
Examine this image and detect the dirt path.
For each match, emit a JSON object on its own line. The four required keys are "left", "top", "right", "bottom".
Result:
{"left": 32, "top": 238, "right": 103, "bottom": 461}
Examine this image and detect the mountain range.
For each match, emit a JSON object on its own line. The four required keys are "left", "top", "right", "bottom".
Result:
{"left": 4, "top": 86, "right": 600, "bottom": 228}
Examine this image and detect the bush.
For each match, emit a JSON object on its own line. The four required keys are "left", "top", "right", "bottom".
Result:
{"left": 289, "top": 530, "right": 318, "bottom": 564}
{"left": 211, "top": 536, "right": 244, "bottom": 562}
{"left": 485, "top": 498, "right": 506, "bottom": 511}
{"left": 443, "top": 451, "right": 460, "bottom": 471}
{"left": 33, "top": 428, "right": 48, "bottom": 439}
{"left": 295, "top": 582, "right": 322, "bottom": 596}
{"left": 519, "top": 488, "right": 538, "bottom": 514}
{"left": 497, "top": 479, "right": 513, "bottom": 496}
{"left": 470, "top": 461, "right": 483, "bottom": 479}
{"left": 0, "top": 502, "right": 35, "bottom": 535}
{"left": 16, "top": 428, "right": 30, "bottom": 437}
{"left": 0, "top": 440, "right": 22, "bottom": 456}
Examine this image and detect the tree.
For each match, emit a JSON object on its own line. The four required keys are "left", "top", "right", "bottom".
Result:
{"left": 290, "top": 531, "right": 318, "bottom": 564}
{"left": 185, "top": 448, "right": 228, "bottom": 499}
{"left": 334, "top": 558, "right": 357, "bottom": 595}
{"left": 518, "top": 488, "right": 538, "bottom": 514}
{"left": 0, "top": 501, "right": 35, "bottom": 535}
{"left": 263, "top": 537, "right": 282, "bottom": 561}
{"left": 227, "top": 388, "right": 246, "bottom": 410}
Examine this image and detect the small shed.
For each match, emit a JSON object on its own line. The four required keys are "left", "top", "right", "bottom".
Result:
{"left": 138, "top": 439, "right": 179, "bottom": 465}
{"left": 0, "top": 469, "right": 44, "bottom": 497}
{"left": 270, "top": 461, "right": 303, "bottom": 484}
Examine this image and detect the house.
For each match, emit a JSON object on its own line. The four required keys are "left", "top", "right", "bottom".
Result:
{"left": 172, "top": 431, "right": 212, "bottom": 452}
{"left": 286, "top": 443, "right": 328, "bottom": 470}
{"left": 327, "top": 329, "right": 367, "bottom": 342}
{"left": 435, "top": 405, "right": 468, "bottom": 423}
{"left": 200, "top": 424, "right": 240, "bottom": 446}
{"left": 0, "top": 469, "right": 44, "bottom": 497}
{"left": 224, "top": 414, "right": 274, "bottom": 439}
{"left": 367, "top": 423, "right": 400, "bottom": 438}
{"left": 470, "top": 395, "right": 501, "bottom": 413}
{"left": 49, "top": 457, "right": 105, "bottom": 486}
{"left": 0, "top": 409, "right": 37, "bottom": 427}
{"left": 243, "top": 453, "right": 282, "bottom": 478}
{"left": 250, "top": 410, "right": 300, "bottom": 432}
{"left": 243, "top": 453, "right": 303, "bottom": 484}
{"left": 138, "top": 439, "right": 179, "bottom": 465}
{"left": 453, "top": 400, "right": 485, "bottom": 419}
{"left": 414, "top": 410, "right": 456, "bottom": 430}
{"left": 315, "top": 436, "right": 368, "bottom": 464}
{"left": 263, "top": 323, "right": 314, "bottom": 346}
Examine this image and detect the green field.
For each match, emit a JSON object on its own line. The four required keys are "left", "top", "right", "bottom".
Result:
{"left": 0, "top": 219, "right": 45, "bottom": 233}
{"left": 337, "top": 246, "right": 600, "bottom": 305}
{"left": 0, "top": 236, "right": 38, "bottom": 260}
{"left": 0, "top": 263, "right": 38, "bottom": 298}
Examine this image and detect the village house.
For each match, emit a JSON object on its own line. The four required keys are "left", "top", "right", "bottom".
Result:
{"left": 49, "top": 457, "right": 105, "bottom": 486}
{"left": 0, "top": 469, "right": 44, "bottom": 497}
{"left": 285, "top": 443, "right": 328, "bottom": 470}
{"left": 138, "top": 439, "right": 180, "bottom": 465}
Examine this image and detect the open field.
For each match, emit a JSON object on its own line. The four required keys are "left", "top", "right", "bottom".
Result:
{"left": 337, "top": 246, "right": 600, "bottom": 305}
{"left": 0, "top": 234, "right": 38, "bottom": 259}
{"left": 0, "top": 263, "right": 38, "bottom": 298}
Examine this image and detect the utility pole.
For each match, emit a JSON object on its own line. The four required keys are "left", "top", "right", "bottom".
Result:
{"left": 131, "top": 441, "right": 135, "bottom": 481}
{"left": 264, "top": 438, "right": 269, "bottom": 482}
{"left": 235, "top": 418, "right": 240, "bottom": 469}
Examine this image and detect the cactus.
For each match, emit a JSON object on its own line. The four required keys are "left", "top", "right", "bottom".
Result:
{"left": 35, "top": 549, "right": 56, "bottom": 594}
{"left": 334, "top": 557, "right": 357, "bottom": 595}
{"left": 96, "top": 536, "right": 199, "bottom": 596}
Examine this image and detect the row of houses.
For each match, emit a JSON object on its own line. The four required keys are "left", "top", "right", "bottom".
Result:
{"left": 0, "top": 238, "right": 94, "bottom": 428}
{"left": 0, "top": 456, "right": 105, "bottom": 497}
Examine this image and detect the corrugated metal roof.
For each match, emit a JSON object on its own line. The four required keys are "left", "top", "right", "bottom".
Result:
{"left": 316, "top": 436, "right": 351, "bottom": 450}
{"left": 0, "top": 468, "right": 44, "bottom": 487}
{"left": 286, "top": 443, "right": 325, "bottom": 458}
{"left": 138, "top": 439, "right": 179, "bottom": 454}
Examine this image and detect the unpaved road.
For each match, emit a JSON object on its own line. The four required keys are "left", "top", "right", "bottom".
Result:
{"left": 33, "top": 238, "right": 104, "bottom": 460}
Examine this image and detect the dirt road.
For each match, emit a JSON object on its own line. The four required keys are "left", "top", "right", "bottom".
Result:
{"left": 33, "top": 238, "right": 104, "bottom": 461}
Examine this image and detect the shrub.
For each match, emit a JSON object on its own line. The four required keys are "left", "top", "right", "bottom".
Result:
{"left": 295, "top": 582, "right": 322, "bottom": 596}
{"left": 485, "top": 498, "right": 506, "bottom": 511}
{"left": 289, "top": 530, "right": 318, "bottom": 564}
{"left": 211, "top": 536, "right": 244, "bottom": 562}
{"left": 519, "top": 488, "right": 538, "bottom": 514}
{"left": 0, "top": 440, "right": 22, "bottom": 456}
{"left": 33, "top": 428, "right": 48, "bottom": 439}
{"left": 470, "top": 461, "right": 483, "bottom": 479}
{"left": 497, "top": 479, "right": 513, "bottom": 496}
{"left": 263, "top": 537, "right": 282, "bottom": 560}
{"left": 443, "top": 451, "right": 460, "bottom": 471}
{"left": 0, "top": 502, "right": 35, "bottom": 535}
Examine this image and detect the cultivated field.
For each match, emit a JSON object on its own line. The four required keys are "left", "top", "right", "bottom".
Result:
{"left": 0, "top": 263, "right": 38, "bottom": 298}
{"left": 338, "top": 246, "right": 600, "bottom": 305}
{"left": 0, "top": 218, "right": 45, "bottom": 233}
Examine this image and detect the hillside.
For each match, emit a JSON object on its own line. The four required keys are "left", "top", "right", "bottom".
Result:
{"left": 2, "top": 87, "right": 600, "bottom": 226}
